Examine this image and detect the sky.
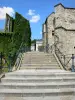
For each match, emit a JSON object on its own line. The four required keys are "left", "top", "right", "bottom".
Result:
{"left": 0, "top": 0, "right": 75, "bottom": 40}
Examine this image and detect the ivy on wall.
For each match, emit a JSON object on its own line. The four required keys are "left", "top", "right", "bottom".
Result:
{"left": 0, "top": 32, "right": 13, "bottom": 54}
{"left": 5, "top": 14, "right": 14, "bottom": 32}
{"left": 0, "top": 12, "right": 31, "bottom": 68}
{"left": 13, "top": 12, "right": 31, "bottom": 50}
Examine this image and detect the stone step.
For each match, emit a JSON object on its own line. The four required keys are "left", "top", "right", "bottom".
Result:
{"left": 6, "top": 74, "right": 73, "bottom": 78}
{"left": 24, "top": 53, "right": 52, "bottom": 55}
{"left": 23, "top": 54, "right": 53, "bottom": 56}
{"left": 28, "top": 61, "right": 57, "bottom": 62}
{"left": 23, "top": 55, "right": 54, "bottom": 59}
{"left": 23, "top": 55, "right": 55, "bottom": 57}
{"left": 0, "top": 95, "right": 75, "bottom": 100}
{"left": 5, "top": 70, "right": 69, "bottom": 76}
{"left": 23, "top": 58, "right": 56, "bottom": 62}
{"left": 20, "top": 65, "right": 60, "bottom": 68}
{"left": 22, "top": 60, "right": 57, "bottom": 63}
{"left": 13, "top": 69, "right": 69, "bottom": 72}
{"left": 22, "top": 62, "right": 58, "bottom": 64}
{"left": 0, "top": 82, "right": 75, "bottom": 89}
{"left": 21, "top": 63, "right": 58, "bottom": 65}
{"left": 0, "top": 88, "right": 75, "bottom": 97}
{"left": 1, "top": 77, "right": 75, "bottom": 83}
{"left": 10, "top": 69, "right": 69, "bottom": 74}
{"left": 5, "top": 73, "right": 75, "bottom": 78}
{"left": 21, "top": 65, "right": 60, "bottom": 68}
{"left": 22, "top": 62, "right": 58, "bottom": 65}
{"left": 23, "top": 56, "right": 54, "bottom": 58}
{"left": 22, "top": 58, "right": 57, "bottom": 61}
{"left": 20, "top": 67, "right": 60, "bottom": 70}
{"left": 24, "top": 56, "right": 55, "bottom": 58}
{"left": 21, "top": 64, "right": 59, "bottom": 66}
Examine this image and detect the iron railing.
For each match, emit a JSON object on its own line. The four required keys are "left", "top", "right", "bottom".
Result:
{"left": 48, "top": 44, "right": 75, "bottom": 72}
{"left": 14, "top": 43, "right": 30, "bottom": 70}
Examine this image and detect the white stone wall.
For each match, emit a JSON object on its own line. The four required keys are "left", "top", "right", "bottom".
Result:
{"left": 42, "top": 23, "right": 48, "bottom": 52}
{"left": 55, "top": 4, "right": 75, "bottom": 30}
{"left": 55, "top": 28, "right": 75, "bottom": 55}
{"left": 43, "top": 3, "right": 75, "bottom": 56}
{"left": 55, "top": 4, "right": 65, "bottom": 28}
{"left": 47, "top": 13, "right": 55, "bottom": 47}
{"left": 31, "top": 45, "right": 35, "bottom": 51}
{"left": 55, "top": 4, "right": 75, "bottom": 55}
{"left": 36, "top": 41, "right": 43, "bottom": 51}
{"left": 42, "top": 24, "right": 46, "bottom": 46}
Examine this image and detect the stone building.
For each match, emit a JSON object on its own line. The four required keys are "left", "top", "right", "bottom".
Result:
{"left": 5, "top": 14, "right": 14, "bottom": 32}
{"left": 42, "top": 3, "right": 75, "bottom": 69}
{"left": 43, "top": 3, "right": 75, "bottom": 54}
{"left": 42, "top": 12, "right": 55, "bottom": 52}
{"left": 36, "top": 39, "right": 43, "bottom": 51}
{"left": 31, "top": 43, "right": 36, "bottom": 51}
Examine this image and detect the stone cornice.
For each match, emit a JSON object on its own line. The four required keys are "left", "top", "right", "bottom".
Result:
{"left": 47, "top": 12, "right": 55, "bottom": 19}
{"left": 54, "top": 3, "right": 75, "bottom": 10}
{"left": 45, "top": 12, "right": 55, "bottom": 24}
{"left": 55, "top": 26, "right": 75, "bottom": 31}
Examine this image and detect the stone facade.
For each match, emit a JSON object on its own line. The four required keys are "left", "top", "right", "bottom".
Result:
{"left": 43, "top": 3, "right": 75, "bottom": 55}
{"left": 42, "top": 3, "right": 75, "bottom": 69}
{"left": 42, "top": 23, "right": 48, "bottom": 52}
{"left": 46, "top": 12, "right": 55, "bottom": 47}
{"left": 42, "top": 13, "right": 55, "bottom": 52}
{"left": 54, "top": 4, "right": 75, "bottom": 55}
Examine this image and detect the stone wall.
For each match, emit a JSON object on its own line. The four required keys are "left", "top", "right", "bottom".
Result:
{"left": 42, "top": 23, "right": 48, "bottom": 52}
{"left": 55, "top": 4, "right": 75, "bottom": 55}
{"left": 36, "top": 40, "right": 43, "bottom": 51}
{"left": 42, "top": 3, "right": 75, "bottom": 69}
{"left": 46, "top": 13, "right": 55, "bottom": 47}
{"left": 43, "top": 3, "right": 75, "bottom": 55}
{"left": 55, "top": 4, "right": 75, "bottom": 30}
{"left": 55, "top": 28, "right": 75, "bottom": 55}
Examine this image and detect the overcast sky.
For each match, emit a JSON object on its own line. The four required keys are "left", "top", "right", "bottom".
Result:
{"left": 0, "top": 0, "right": 75, "bottom": 40}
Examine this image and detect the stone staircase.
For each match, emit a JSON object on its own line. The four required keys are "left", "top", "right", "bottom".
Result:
{"left": 0, "top": 52, "right": 75, "bottom": 100}
{"left": 20, "top": 51, "right": 61, "bottom": 69}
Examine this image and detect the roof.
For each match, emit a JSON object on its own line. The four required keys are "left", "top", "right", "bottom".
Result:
{"left": 45, "top": 12, "right": 55, "bottom": 24}
{"left": 54, "top": 3, "right": 75, "bottom": 9}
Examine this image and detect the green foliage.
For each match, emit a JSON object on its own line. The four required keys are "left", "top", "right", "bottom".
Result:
{"left": 0, "top": 32, "right": 13, "bottom": 54}
{"left": 13, "top": 12, "right": 31, "bottom": 50}
{"left": 31, "top": 39, "right": 36, "bottom": 44}
{"left": 0, "top": 12, "right": 31, "bottom": 71}
{"left": 5, "top": 14, "right": 14, "bottom": 32}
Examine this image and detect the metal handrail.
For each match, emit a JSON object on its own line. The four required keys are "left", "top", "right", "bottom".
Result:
{"left": 48, "top": 44, "right": 75, "bottom": 71}
{"left": 14, "top": 52, "right": 23, "bottom": 70}
{"left": 14, "top": 42, "right": 24, "bottom": 70}
{"left": 14, "top": 45, "right": 30, "bottom": 70}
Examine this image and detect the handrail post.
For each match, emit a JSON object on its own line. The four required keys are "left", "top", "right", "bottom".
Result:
{"left": 0, "top": 52, "right": 3, "bottom": 73}
{"left": 64, "top": 55, "right": 65, "bottom": 68}
{"left": 8, "top": 54, "right": 12, "bottom": 72}
{"left": 71, "top": 54, "right": 75, "bottom": 72}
